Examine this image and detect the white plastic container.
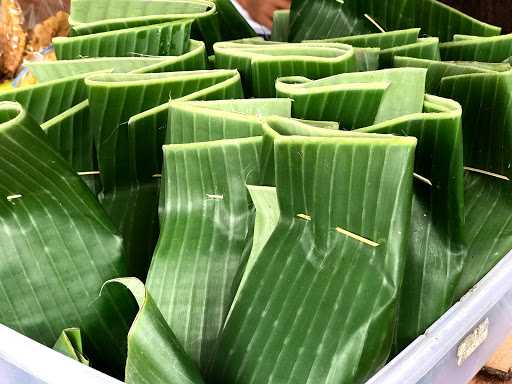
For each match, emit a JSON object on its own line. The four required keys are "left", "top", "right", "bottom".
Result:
{"left": 2, "top": 251, "right": 512, "bottom": 384}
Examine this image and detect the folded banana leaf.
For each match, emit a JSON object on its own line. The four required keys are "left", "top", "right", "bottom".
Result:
{"left": 456, "top": 173, "right": 512, "bottom": 299}
{"left": 273, "top": 67, "right": 470, "bottom": 348}
{"left": 53, "top": 328, "right": 90, "bottom": 366}
{"left": 288, "top": 0, "right": 501, "bottom": 43}
{"left": 147, "top": 136, "right": 262, "bottom": 370}
{"left": 0, "top": 72, "right": 92, "bottom": 124}
{"left": 212, "top": 119, "right": 416, "bottom": 384}
{"left": 0, "top": 102, "right": 135, "bottom": 377}
{"left": 358, "top": 95, "right": 465, "bottom": 351}
{"left": 437, "top": 70, "right": 512, "bottom": 299}
{"left": 68, "top": 0, "right": 256, "bottom": 47}
{"left": 68, "top": 0, "right": 215, "bottom": 35}
{"left": 27, "top": 40, "right": 207, "bottom": 82}
{"left": 379, "top": 37, "right": 440, "bottom": 67}
{"left": 272, "top": 10, "right": 291, "bottom": 42}
{"left": 393, "top": 56, "right": 508, "bottom": 93}
{"left": 40, "top": 101, "right": 96, "bottom": 188}
{"left": 86, "top": 70, "right": 244, "bottom": 278}
{"left": 440, "top": 34, "right": 512, "bottom": 62}
{"left": 213, "top": 39, "right": 359, "bottom": 97}
{"left": 275, "top": 68, "right": 427, "bottom": 128}
{"left": 306, "top": 29, "right": 439, "bottom": 68}
{"left": 54, "top": 20, "right": 193, "bottom": 60}
{"left": 308, "top": 28, "right": 421, "bottom": 49}
{"left": 167, "top": 98, "right": 292, "bottom": 144}
{"left": 145, "top": 99, "right": 291, "bottom": 370}
{"left": 103, "top": 278, "right": 205, "bottom": 384}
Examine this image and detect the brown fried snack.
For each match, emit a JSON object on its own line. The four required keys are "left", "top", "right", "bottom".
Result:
{"left": 0, "top": 0, "right": 26, "bottom": 79}
{"left": 27, "top": 10, "right": 69, "bottom": 52}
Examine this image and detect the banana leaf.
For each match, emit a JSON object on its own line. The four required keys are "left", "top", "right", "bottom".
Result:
{"left": 0, "top": 72, "right": 93, "bottom": 124}
{"left": 272, "top": 10, "right": 291, "bottom": 42}
{"left": 379, "top": 37, "right": 440, "bottom": 67}
{"left": 288, "top": 0, "right": 501, "bottom": 43}
{"left": 167, "top": 98, "right": 292, "bottom": 144}
{"left": 53, "top": 328, "right": 90, "bottom": 366}
{"left": 103, "top": 278, "right": 205, "bottom": 384}
{"left": 358, "top": 95, "right": 465, "bottom": 351}
{"left": 308, "top": 28, "right": 421, "bottom": 50}
{"left": 456, "top": 173, "right": 512, "bottom": 298}
{"left": 436, "top": 70, "right": 512, "bottom": 298}
{"left": 145, "top": 99, "right": 291, "bottom": 370}
{"left": 440, "top": 34, "right": 512, "bottom": 63}
{"left": 27, "top": 40, "right": 207, "bottom": 82}
{"left": 274, "top": 67, "right": 470, "bottom": 349}
{"left": 54, "top": 20, "right": 193, "bottom": 60}
{"left": 147, "top": 136, "right": 263, "bottom": 370}
{"left": 211, "top": 119, "right": 416, "bottom": 384}
{"left": 68, "top": 0, "right": 215, "bottom": 35}
{"left": 439, "top": 70, "right": 512, "bottom": 179}
{"left": 0, "top": 102, "right": 135, "bottom": 377}
{"left": 86, "top": 70, "right": 244, "bottom": 278}
{"left": 213, "top": 39, "right": 359, "bottom": 97}
{"left": 306, "top": 30, "right": 439, "bottom": 69}
{"left": 393, "top": 56, "right": 506, "bottom": 93}
{"left": 195, "top": 0, "right": 257, "bottom": 49}
{"left": 275, "top": 68, "right": 427, "bottom": 128}
{"left": 68, "top": 0, "right": 256, "bottom": 47}
{"left": 40, "top": 101, "right": 97, "bottom": 192}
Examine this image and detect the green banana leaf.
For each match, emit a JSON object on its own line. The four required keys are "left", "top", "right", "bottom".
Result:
{"left": 148, "top": 136, "right": 263, "bottom": 370}
{"left": 275, "top": 68, "right": 427, "bottom": 128}
{"left": 145, "top": 98, "right": 291, "bottom": 370}
{"left": 358, "top": 95, "right": 465, "bottom": 351}
{"left": 53, "top": 328, "right": 90, "bottom": 366}
{"left": 0, "top": 102, "right": 135, "bottom": 377}
{"left": 307, "top": 29, "right": 439, "bottom": 69}
{"left": 393, "top": 56, "right": 507, "bottom": 93}
{"left": 0, "top": 72, "right": 93, "bottom": 124}
{"left": 195, "top": 0, "right": 257, "bottom": 48}
{"left": 86, "top": 70, "right": 244, "bottom": 278}
{"left": 27, "top": 40, "right": 207, "bottom": 82}
{"left": 439, "top": 70, "right": 512, "bottom": 179}
{"left": 214, "top": 39, "right": 359, "bottom": 97}
{"left": 436, "top": 69, "right": 512, "bottom": 299}
{"left": 167, "top": 98, "right": 292, "bottom": 144}
{"left": 40, "top": 101, "right": 96, "bottom": 191}
{"left": 212, "top": 119, "right": 416, "bottom": 384}
{"left": 274, "top": 67, "right": 469, "bottom": 349}
{"left": 272, "top": 10, "right": 291, "bottom": 42}
{"left": 126, "top": 71, "right": 244, "bottom": 185}
{"left": 54, "top": 20, "right": 193, "bottom": 60}
{"left": 68, "top": 0, "right": 215, "bottom": 35}
{"left": 456, "top": 173, "right": 512, "bottom": 298}
{"left": 379, "top": 37, "right": 440, "bottom": 67}
{"left": 308, "top": 28, "right": 421, "bottom": 49}
{"left": 103, "top": 278, "right": 205, "bottom": 384}
{"left": 440, "top": 34, "right": 512, "bottom": 63}
{"left": 68, "top": 0, "right": 256, "bottom": 48}
{"left": 288, "top": 0, "right": 501, "bottom": 43}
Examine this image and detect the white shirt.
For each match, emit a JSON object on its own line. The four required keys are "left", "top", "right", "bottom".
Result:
{"left": 230, "top": 0, "right": 272, "bottom": 36}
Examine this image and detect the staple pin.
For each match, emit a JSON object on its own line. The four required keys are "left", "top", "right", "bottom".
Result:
{"left": 335, "top": 226, "right": 380, "bottom": 247}
{"left": 77, "top": 171, "right": 100, "bottom": 176}
{"left": 296, "top": 213, "right": 312, "bottom": 221}
{"left": 152, "top": 174, "right": 162, "bottom": 178}
{"left": 6, "top": 194, "right": 22, "bottom": 202}
{"left": 364, "top": 14, "right": 386, "bottom": 33}
{"left": 413, "top": 173, "right": 433, "bottom": 186}
{"left": 207, "top": 194, "right": 224, "bottom": 200}
{"left": 464, "top": 167, "right": 510, "bottom": 181}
